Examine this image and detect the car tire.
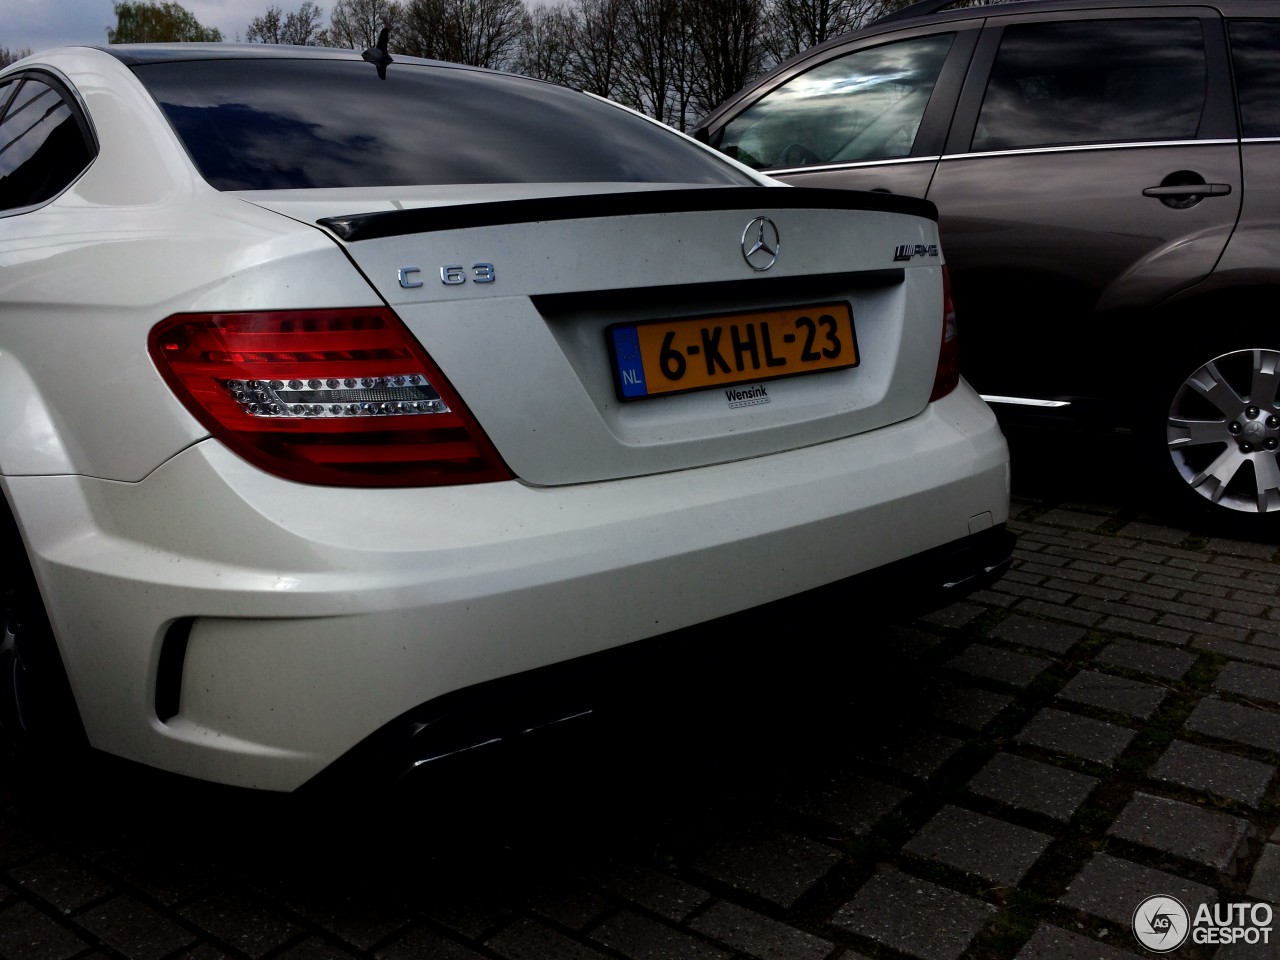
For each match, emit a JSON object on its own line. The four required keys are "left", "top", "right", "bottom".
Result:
{"left": 0, "top": 502, "right": 87, "bottom": 757}
{"left": 1149, "top": 330, "right": 1280, "bottom": 538}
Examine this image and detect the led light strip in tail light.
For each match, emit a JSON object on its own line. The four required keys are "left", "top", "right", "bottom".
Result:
{"left": 149, "top": 308, "right": 512, "bottom": 487}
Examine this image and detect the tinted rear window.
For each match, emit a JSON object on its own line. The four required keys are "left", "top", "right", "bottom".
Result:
{"left": 973, "top": 18, "right": 1207, "bottom": 151}
{"left": 1229, "top": 20, "right": 1280, "bottom": 138}
{"left": 131, "top": 58, "right": 750, "bottom": 190}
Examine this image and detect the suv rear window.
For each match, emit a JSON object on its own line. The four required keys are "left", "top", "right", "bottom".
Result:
{"left": 1229, "top": 20, "right": 1280, "bottom": 138}
{"left": 131, "top": 58, "right": 751, "bottom": 190}
{"left": 973, "top": 18, "right": 1207, "bottom": 151}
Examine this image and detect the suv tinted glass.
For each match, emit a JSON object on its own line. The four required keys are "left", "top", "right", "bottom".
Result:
{"left": 715, "top": 33, "right": 955, "bottom": 169}
{"left": 132, "top": 59, "right": 751, "bottom": 190}
{"left": 0, "top": 76, "right": 94, "bottom": 212}
{"left": 1229, "top": 20, "right": 1280, "bottom": 137}
{"left": 973, "top": 19, "right": 1206, "bottom": 151}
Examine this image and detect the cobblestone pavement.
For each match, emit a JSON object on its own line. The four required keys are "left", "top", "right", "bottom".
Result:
{"left": 1, "top": 427, "right": 1280, "bottom": 960}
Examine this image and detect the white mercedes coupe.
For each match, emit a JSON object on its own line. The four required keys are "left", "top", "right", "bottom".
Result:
{"left": 0, "top": 43, "right": 1012, "bottom": 791}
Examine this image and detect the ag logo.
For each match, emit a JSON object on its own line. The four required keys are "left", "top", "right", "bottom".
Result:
{"left": 1133, "top": 895, "right": 1190, "bottom": 952}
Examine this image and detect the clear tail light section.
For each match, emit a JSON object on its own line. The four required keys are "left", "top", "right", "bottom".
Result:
{"left": 929, "top": 266, "right": 960, "bottom": 402}
{"left": 149, "top": 308, "right": 512, "bottom": 487}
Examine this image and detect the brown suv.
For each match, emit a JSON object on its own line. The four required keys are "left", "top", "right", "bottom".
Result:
{"left": 696, "top": 0, "right": 1280, "bottom": 535}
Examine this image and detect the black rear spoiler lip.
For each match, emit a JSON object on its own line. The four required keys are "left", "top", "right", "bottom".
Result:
{"left": 317, "top": 186, "right": 939, "bottom": 242}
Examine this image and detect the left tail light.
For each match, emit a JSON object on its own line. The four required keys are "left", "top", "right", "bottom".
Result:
{"left": 929, "top": 266, "right": 961, "bottom": 402}
{"left": 149, "top": 308, "right": 513, "bottom": 487}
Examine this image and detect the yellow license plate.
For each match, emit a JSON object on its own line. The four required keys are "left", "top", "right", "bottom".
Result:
{"left": 609, "top": 303, "right": 858, "bottom": 400}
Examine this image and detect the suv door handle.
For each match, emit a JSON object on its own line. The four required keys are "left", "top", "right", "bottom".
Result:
{"left": 1142, "top": 183, "right": 1231, "bottom": 198}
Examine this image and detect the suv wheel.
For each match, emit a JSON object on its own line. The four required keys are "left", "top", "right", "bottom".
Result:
{"left": 1158, "top": 342, "right": 1280, "bottom": 535}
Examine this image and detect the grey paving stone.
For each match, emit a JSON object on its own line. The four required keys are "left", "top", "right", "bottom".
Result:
{"left": 1039, "top": 508, "right": 1111, "bottom": 531}
{"left": 1215, "top": 662, "right": 1280, "bottom": 704}
{"left": 1060, "top": 853, "right": 1218, "bottom": 927}
{"left": 851, "top": 732, "right": 965, "bottom": 782}
{"left": 945, "top": 645, "right": 1052, "bottom": 688}
{"left": 273, "top": 938, "right": 363, "bottom": 960}
{"left": 921, "top": 601, "right": 987, "bottom": 630}
{"left": 8, "top": 851, "right": 116, "bottom": 914}
{"left": 75, "top": 894, "right": 199, "bottom": 960}
{"left": 1150, "top": 741, "right": 1276, "bottom": 808}
{"left": 488, "top": 917, "right": 612, "bottom": 960}
{"left": 903, "top": 805, "right": 1052, "bottom": 886}
{"left": 523, "top": 887, "right": 610, "bottom": 932}
{"left": 1015, "top": 707, "right": 1136, "bottom": 765}
{"left": 179, "top": 890, "right": 305, "bottom": 960}
{"left": 989, "top": 615, "right": 1086, "bottom": 654}
{"left": 100, "top": 850, "right": 212, "bottom": 907}
{"left": 689, "top": 833, "right": 841, "bottom": 909}
{"left": 375, "top": 927, "right": 489, "bottom": 960}
{"left": 1247, "top": 843, "right": 1280, "bottom": 903}
{"left": 1015, "top": 923, "right": 1144, "bottom": 959}
{"left": 590, "top": 910, "right": 731, "bottom": 960}
{"left": 1186, "top": 699, "right": 1280, "bottom": 754}
{"left": 592, "top": 864, "right": 710, "bottom": 923}
{"left": 688, "top": 901, "right": 836, "bottom": 960}
{"left": 967, "top": 753, "right": 1100, "bottom": 823}
{"left": 1212, "top": 937, "right": 1280, "bottom": 959}
{"left": 1107, "top": 793, "right": 1251, "bottom": 872}
{"left": 776, "top": 774, "right": 910, "bottom": 836}
{"left": 0, "top": 901, "right": 89, "bottom": 960}
{"left": 925, "top": 681, "right": 1013, "bottom": 731}
{"left": 281, "top": 889, "right": 414, "bottom": 951}
{"left": 831, "top": 865, "right": 995, "bottom": 960}
{"left": 1095, "top": 640, "right": 1196, "bottom": 680}
{"left": 1057, "top": 670, "right": 1168, "bottom": 719}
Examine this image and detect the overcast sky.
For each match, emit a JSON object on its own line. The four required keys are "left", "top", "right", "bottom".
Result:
{"left": 3, "top": 0, "right": 321, "bottom": 54}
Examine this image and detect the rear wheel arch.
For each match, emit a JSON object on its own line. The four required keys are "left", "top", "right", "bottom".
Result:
{"left": 0, "top": 484, "right": 87, "bottom": 752}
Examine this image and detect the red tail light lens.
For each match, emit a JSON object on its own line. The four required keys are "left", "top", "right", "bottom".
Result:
{"left": 149, "top": 308, "right": 512, "bottom": 487}
{"left": 929, "top": 267, "right": 961, "bottom": 402}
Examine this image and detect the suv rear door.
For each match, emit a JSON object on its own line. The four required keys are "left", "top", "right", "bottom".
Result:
{"left": 926, "top": 8, "right": 1241, "bottom": 401}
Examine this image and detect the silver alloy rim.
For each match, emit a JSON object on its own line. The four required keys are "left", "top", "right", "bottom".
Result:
{"left": 1166, "top": 348, "right": 1280, "bottom": 514}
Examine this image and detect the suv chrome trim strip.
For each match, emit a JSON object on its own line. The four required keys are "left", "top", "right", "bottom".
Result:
{"left": 942, "top": 139, "right": 1238, "bottom": 162}
{"left": 769, "top": 156, "right": 943, "bottom": 176}
{"left": 981, "top": 395, "right": 1071, "bottom": 408}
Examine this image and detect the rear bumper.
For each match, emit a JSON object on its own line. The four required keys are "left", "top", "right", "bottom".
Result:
{"left": 6, "top": 385, "right": 1010, "bottom": 791}
{"left": 304, "top": 522, "right": 1015, "bottom": 793}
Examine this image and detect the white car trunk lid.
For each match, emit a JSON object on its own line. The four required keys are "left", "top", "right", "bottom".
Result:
{"left": 251, "top": 186, "right": 946, "bottom": 486}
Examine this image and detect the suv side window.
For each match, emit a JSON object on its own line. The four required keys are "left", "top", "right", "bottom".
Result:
{"left": 716, "top": 33, "right": 955, "bottom": 170}
{"left": 1228, "top": 21, "right": 1280, "bottom": 137}
{"left": 972, "top": 19, "right": 1207, "bottom": 151}
{"left": 0, "top": 75, "right": 94, "bottom": 213}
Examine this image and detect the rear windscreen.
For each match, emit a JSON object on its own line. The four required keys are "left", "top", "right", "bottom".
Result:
{"left": 131, "top": 58, "right": 752, "bottom": 190}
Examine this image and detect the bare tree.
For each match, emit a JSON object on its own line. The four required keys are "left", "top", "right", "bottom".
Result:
{"left": 402, "top": 0, "right": 529, "bottom": 68}
{"left": 618, "top": 0, "right": 687, "bottom": 126}
{"left": 0, "top": 47, "right": 32, "bottom": 68}
{"left": 761, "top": 0, "right": 879, "bottom": 65}
{"left": 686, "top": 0, "right": 767, "bottom": 116}
{"left": 516, "top": 4, "right": 580, "bottom": 83}
{"left": 328, "top": 0, "right": 403, "bottom": 49}
{"left": 568, "top": 0, "right": 630, "bottom": 99}
{"left": 245, "top": 2, "right": 329, "bottom": 44}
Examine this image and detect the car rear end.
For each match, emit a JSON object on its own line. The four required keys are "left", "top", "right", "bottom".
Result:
{"left": 0, "top": 46, "right": 1011, "bottom": 790}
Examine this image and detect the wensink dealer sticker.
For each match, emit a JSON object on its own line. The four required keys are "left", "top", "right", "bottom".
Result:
{"left": 1132, "top": 895, "right": 1274, "bottom": 951}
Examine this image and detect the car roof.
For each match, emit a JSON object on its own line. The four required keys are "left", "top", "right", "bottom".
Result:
{"left": 96, "top": 42, "right": 459, "bottom": 71}
{"left": 870, "top": 0, "right": 1279, "bottom": 29}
